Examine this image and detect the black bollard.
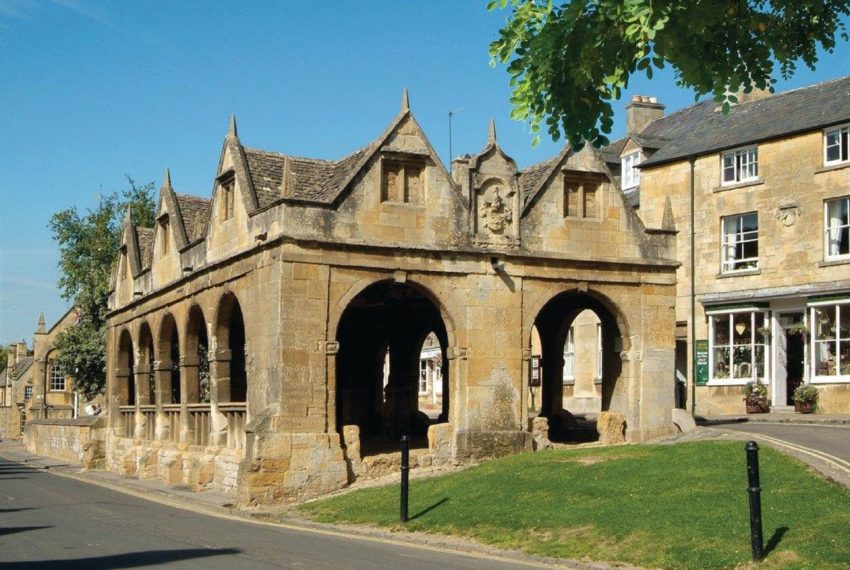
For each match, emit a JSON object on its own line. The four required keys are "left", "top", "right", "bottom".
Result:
{"left": 400, "top": 435, "right": 410, "bottom": 523}
{"left": 746, "top": 441, "right": 764, "bottom": 561}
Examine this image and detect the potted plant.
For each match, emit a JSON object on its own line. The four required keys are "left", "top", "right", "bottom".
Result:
{"left": 793, "top": 385, "right": 819, "bottom": 414}
{"left": 744, "top": 382, "right": 770, "bottom": 413}
{"left": 786, "top": 322, "right": 809, "bottom": 337}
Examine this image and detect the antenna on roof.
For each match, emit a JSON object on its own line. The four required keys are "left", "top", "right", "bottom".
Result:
{"left": 448, "top": 107, "right": 463, "bottom": 165}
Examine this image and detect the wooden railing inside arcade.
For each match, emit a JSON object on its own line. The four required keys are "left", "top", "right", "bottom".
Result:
{"left": 116, "top": 402, "right": 247, "bottom": 450}
{"left": 118, "top": 406, "right": 135, "bottom": 438}
{"left": 219, "top": 403, "right": 247, "bottom": 450}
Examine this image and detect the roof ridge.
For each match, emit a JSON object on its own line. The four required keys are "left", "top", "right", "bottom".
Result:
{"left": 175, "top": 192, "right": 210, "bottom": 203}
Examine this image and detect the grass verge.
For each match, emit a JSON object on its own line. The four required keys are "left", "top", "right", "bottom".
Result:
{"left": 300, "top": 441, "right": 850, "bottom": 569}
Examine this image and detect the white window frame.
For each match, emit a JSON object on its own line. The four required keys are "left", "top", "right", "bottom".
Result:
{"left": 721, "top": 212, "right": 759, "bottom": 273}
{"left": 595, "top": 322, "right": 603, "bottom": 380}
{"left": 707, "top": 309, "right": 769, "bottom": 385}
{"left": 621, "top": 151, "right": 641, "bottom": 189}
{"left": 721, "top": 146, "right": 759, "bottom": 185}
{"left": 418, "top": 360, "right": 428, "bottom": 395}
{"left": 824, "top": 124, "right": 850, "bottom": 166}
{"left": 49, "top": 361, "right": 66, "bottom": 392}
{"left": 824, "top": 197, "right": 850, "bottom": 261}
{"left": 563, "top": 326, "right": 575, "bottom": 381}
{"left": 809, "top": 300, "right": 850, "bottom": 383}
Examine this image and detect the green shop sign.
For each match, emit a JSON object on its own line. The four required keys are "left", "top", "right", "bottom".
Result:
{"left": 695, "top": 339, "right": 709, "bottom": 385}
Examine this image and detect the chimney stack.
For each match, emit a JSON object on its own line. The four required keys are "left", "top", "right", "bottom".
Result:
{"left": 626, "top": 95, "right": 664, "bottom": 134}
{"left": 7, "top": 344, "right": 17, "bottom": 371}
{"left": 16, "top": 341, "right": 28, "bottom": 361}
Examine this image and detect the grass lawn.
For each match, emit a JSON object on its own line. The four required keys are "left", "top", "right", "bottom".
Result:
{"left": 300, "top": 441, "right": 850, "bottom": 569}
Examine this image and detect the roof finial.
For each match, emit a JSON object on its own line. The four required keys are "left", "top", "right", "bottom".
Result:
{"left": 488, "top": 118, "right": 497, "bottom": 144}
{"left": 125, "top": 203, "right": 133, "bottom": 223}
{"left": 163, "top": 167, "right": 172, "bottom": 190}
{"left": 37, "top": 312, "right": 46, "bottom": 333}
{"left": 401, "top": 87, "right": 410, "bottom": 113}
{"left": 228, "top": 113, "right": 238, "bottom": 138}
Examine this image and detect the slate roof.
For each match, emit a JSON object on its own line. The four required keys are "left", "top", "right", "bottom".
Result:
{"left": 9, "top": 356, "right": 33, "bottom": 381}
{"left": 136, "top": 227, "right": 154, "bottom": 269}
{"left": 175, "top": 193, "right": 210, "bottom": 243}
{"left": 641, "top": 76, "right": 850, "bottom": 167}
{"left": 243, "top": 143, "right": 375, "bottom": 206}
{"left": 598, "top": 137, "right": 627, "bottom": 165}
{"left": 519, "top": 153, "right": 565, "bottom": 206}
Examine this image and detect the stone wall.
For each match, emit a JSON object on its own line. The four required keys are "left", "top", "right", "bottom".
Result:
{"left": 0, "top": 407, "right": 21, "bottom": 440}
{"left": 24, "top": 416, "right": 105, "bottom": 468}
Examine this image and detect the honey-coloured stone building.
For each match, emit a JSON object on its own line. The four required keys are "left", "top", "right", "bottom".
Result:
{"left": 104, "top": 91, "right": 679, "bottom": 503}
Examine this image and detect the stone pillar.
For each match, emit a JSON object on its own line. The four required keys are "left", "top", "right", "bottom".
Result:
{"left": 153, "top": 359, "right": 171, "bottom": 441}
{"left": 209, "top": 348, "right": 231, "bottom": 446}
{"left": 179, "top": 353, "right": 199, "bottom": 443}
{"left": 114, "top": 365, "right": 132, "bottom": 436}
{"left": 134, "top": 361, "right": 151, "bottom": 439}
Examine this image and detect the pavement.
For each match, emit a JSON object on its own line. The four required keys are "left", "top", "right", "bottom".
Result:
{"left": 698, "top": 412, "right": 850, "bottom": 426}
{"left": 0, "top": 441, "right": 628, "bottom": 570}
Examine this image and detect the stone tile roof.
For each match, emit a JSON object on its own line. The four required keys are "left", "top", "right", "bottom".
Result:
{"left": 598, "top": 137, "right": 627, "bottom": 164}
{"left": 175, "top": 193, "right": 210, "bottom": 243}
{"left": 519, "top": 153, "right": 565, "bottom": 207}
{"left": 9, "top": 356, "right": 33, "bottom": 381}
{"left": 642, "top": 75, "right": 850, "bottom": 167}
{"left": 136, "top": 227, "right": 154, "bottom": 269}
{"left": 243, "top": 143, "right": 374, "bottom": 206}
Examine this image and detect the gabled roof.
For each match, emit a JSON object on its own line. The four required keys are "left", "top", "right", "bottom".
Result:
{"left": 243, "top": 143, "right": 373, "bottom": 206}
{"left": 641, "top": 75, "right": 850, "bottom": 167}
{"left": 9, "top": 356, "right": 33, "bottom": 381}
{"left": 519, "top": 148, "right": 569, "bottom": 211}
{"left": 174, "top": 193, "right": 210, "bottom": 243}
{"left": 136, "top": 227, "right": 154, "bottom": 269}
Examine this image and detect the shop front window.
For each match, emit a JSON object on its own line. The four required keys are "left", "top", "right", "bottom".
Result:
{"left": 709, "top": 310, "right": 768, "bottom": 382}
{"left": 812, "top": 302, "right": 850, "bottom": 378}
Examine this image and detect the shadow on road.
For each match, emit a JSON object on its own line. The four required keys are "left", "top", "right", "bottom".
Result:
{"left": 0, "top": 547, "right": 243, "bottom": 569}
{"left": 0, "top": 526, "right": 52, "bottom": 537}
{"left": 410, "top": 498, "right": 449, "bottom": 520}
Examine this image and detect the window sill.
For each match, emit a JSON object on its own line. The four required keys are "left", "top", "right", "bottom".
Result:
{"left": 563, "top": 378, "right": 576, "bottom": 385}
{"left": 716, "top": 269, "right": 761, "bottom": 279}
{"left": 819, "top": 257, "right": 850, "bottom": 268}
{"left": 704, "top": 379, "right": 754, "bottom": 387}
{"left": 564, "top": 216, "right": 602, "bottom": 223}
{"left": 593, "top": 377, "right": 603, "bottom": 385}
{"left": 810, "top": 376, "right": 850, "bottom": 384}
{"left": 815, "top": 162, "right": 850, "bottom": 175}
{"left": 713, "top": 178, "right": 764, "bottom": 193}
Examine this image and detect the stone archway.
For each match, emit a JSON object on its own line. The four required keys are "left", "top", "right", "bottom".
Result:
{"left": 531, "top": 290, "right": 627, "bottom": 441}
{"left": 335, "top": 280, "right": 449, "bottom": 453}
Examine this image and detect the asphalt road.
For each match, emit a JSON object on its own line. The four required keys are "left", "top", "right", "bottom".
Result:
{"left": 717, "top": 422, "right": 850, "bottom": 462}
{"left": 0, "top": 456, "right": 546, "bottom": 570}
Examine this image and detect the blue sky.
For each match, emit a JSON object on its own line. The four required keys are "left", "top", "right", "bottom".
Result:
{"left": 1, "top": 0, "right": 848, "bottom": 343}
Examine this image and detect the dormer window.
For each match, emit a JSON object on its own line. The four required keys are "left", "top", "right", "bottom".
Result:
{"left": 564, "top": 173, "right": 602, "bottom": 219}
{"left": 721, "top": 147, "right": 758, "bottom": 185}
{"left": 621, "top": 152, "right": 641, "bottom": 189}
{"left": 825, "top": 125, "right": 849, "bottom": 165}
{"left": 220, "top": 176, "right": 235, "bottom": 221}
{"left": 381, "top": 156, "right": 425, "bottom": 204}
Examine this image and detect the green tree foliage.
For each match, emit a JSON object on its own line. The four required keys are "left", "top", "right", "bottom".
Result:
{"left": 0, "top": 344, "right": 9, "bottom": 374}
{"left": 488, "top": 0, "right": 850, "bottom": 148}
{"left": 48, "top": 178, "right": 156, "bottom": 399}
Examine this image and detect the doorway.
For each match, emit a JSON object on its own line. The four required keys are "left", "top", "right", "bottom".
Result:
{"left": 785, "top": 328, "right": 805, "bottom": 406}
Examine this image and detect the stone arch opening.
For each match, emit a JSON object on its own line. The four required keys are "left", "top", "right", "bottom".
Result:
{"left": 137, "top": 322, "right": 155, "bottom": 405}
{"left": 184, "top": 305, "right": 209, "bottom": 404}
{"left": 157, "top": 313, "right": 180, "bottom": 404}
{"left": 531, "top": 291, "right": 625, "bottom": 442}
{"left": 117, "top": 329, "right": 135, "bottom": 406}
{"left": 213, "top": 293, "right": 247, "bottom": 403}
{"left": 336, "top": 280, "right": 449, "bottom": 453}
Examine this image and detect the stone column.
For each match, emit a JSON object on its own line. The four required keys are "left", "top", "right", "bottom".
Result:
{"left": 179, "top": 353, "right": 199, "bottom": 443}
{"left": 134, "top": 361, "right": 151, "bottom": 439}
{"left": 114, "top": 365, "right": 132, "bottom": 437}
{"left": 208, "top": 348, "right": 231, "bottom": 446}
{"left": 153, "top": 358, "right": 171, "bottom": 441}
